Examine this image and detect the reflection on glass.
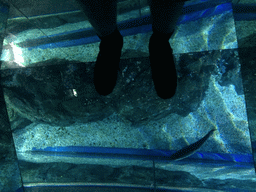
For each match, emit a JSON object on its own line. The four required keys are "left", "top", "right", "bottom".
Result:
{"left": 0, "top": 0, "right": 255, "bottom": 191}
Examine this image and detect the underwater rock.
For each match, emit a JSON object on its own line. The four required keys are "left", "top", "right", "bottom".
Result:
{"left": 1, "top": 55, "right": 216, "bottom": 126}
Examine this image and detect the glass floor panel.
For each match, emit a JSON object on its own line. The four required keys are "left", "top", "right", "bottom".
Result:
{"left": 0, "top": 0, "right": 256, "bottom": 191}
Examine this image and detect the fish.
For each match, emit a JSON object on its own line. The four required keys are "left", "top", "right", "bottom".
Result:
{"left": 168, "top": 129, "right": 216, "bottom": 161}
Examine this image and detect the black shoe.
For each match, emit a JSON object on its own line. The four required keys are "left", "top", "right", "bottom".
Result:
{"left": 94, "top": 29, "right": 123, "bottom": 96}
{"left": 149, "top": 31, "right": 177, "bottom": 99}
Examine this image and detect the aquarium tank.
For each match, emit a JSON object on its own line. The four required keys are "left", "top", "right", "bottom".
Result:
{"left": 0, "top": 0, "right": 256, "bottom": 191}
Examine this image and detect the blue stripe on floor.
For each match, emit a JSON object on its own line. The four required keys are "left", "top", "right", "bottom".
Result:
{"left": 32, "top": 146, "right": 253, "bottom": 164}
{"left": 26, "top": 2, "right": 232, "bottom": 50}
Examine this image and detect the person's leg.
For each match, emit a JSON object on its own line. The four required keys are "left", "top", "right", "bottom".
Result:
{"left": 148, "top": 0, "right": 185, "bottom": 34}
{"left": 148, "top": 0, "right": 185, "bottom": 99}
{"left": 76, "top": 0, "right": 123, "bottom": 96}
{"left": 76, "top": 0, "right": 118, "bottom": 37}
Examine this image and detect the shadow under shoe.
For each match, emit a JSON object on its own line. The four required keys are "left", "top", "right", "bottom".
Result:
{"left": 149, "top": 32, "right": 177, "bottom": 99}
{"left": 94, "top": 29, "right": 123, "bottom": 96}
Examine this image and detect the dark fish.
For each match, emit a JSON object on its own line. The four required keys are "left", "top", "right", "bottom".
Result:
{"left": 168, "top": 129, "right": 216, "bottom": 161}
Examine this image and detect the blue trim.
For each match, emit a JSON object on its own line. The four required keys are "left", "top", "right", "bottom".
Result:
{"left": 180, "top": 3, "right": 232, "bottom": 24}
{"left": 233, "top": 4, "right": 256, "bottom": 21}
{"left": 22, "top": 184, "right": 256, "bottom": 192}
{"left": 235, "top": 13, "right": 256, "bottom": 21}
{"left": 16, "top": 187, "right": 24, "bottom": 192}
{"left": 23, "top": 185, "right": 155, "bottom": 191}
{"left": 24, "top": 2, "right": 232, "bottom": 50}
{"left": 27, "top": 24, "right": 152, "bottom": 50}
{"left": 185, "top": 0, "right": 231, "bottom": 7}
{"left": 0, "top": 4, "right": 9, "bottom": 14}
{"left": 32, "top": 146, "right": 254, "bottom": 164}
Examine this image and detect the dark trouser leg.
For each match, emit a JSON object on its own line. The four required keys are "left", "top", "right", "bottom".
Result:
{"left": 148, "top": 0, "right": 185, "bottom": 99}
{"left": 76, "top": 0, "right": 123, "bottom": 95}
{"left": 148, "top": 0, "right": 185, "bottom": 34}
{"left": 76, "top": 0, "right": 118, "bottom": 37}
